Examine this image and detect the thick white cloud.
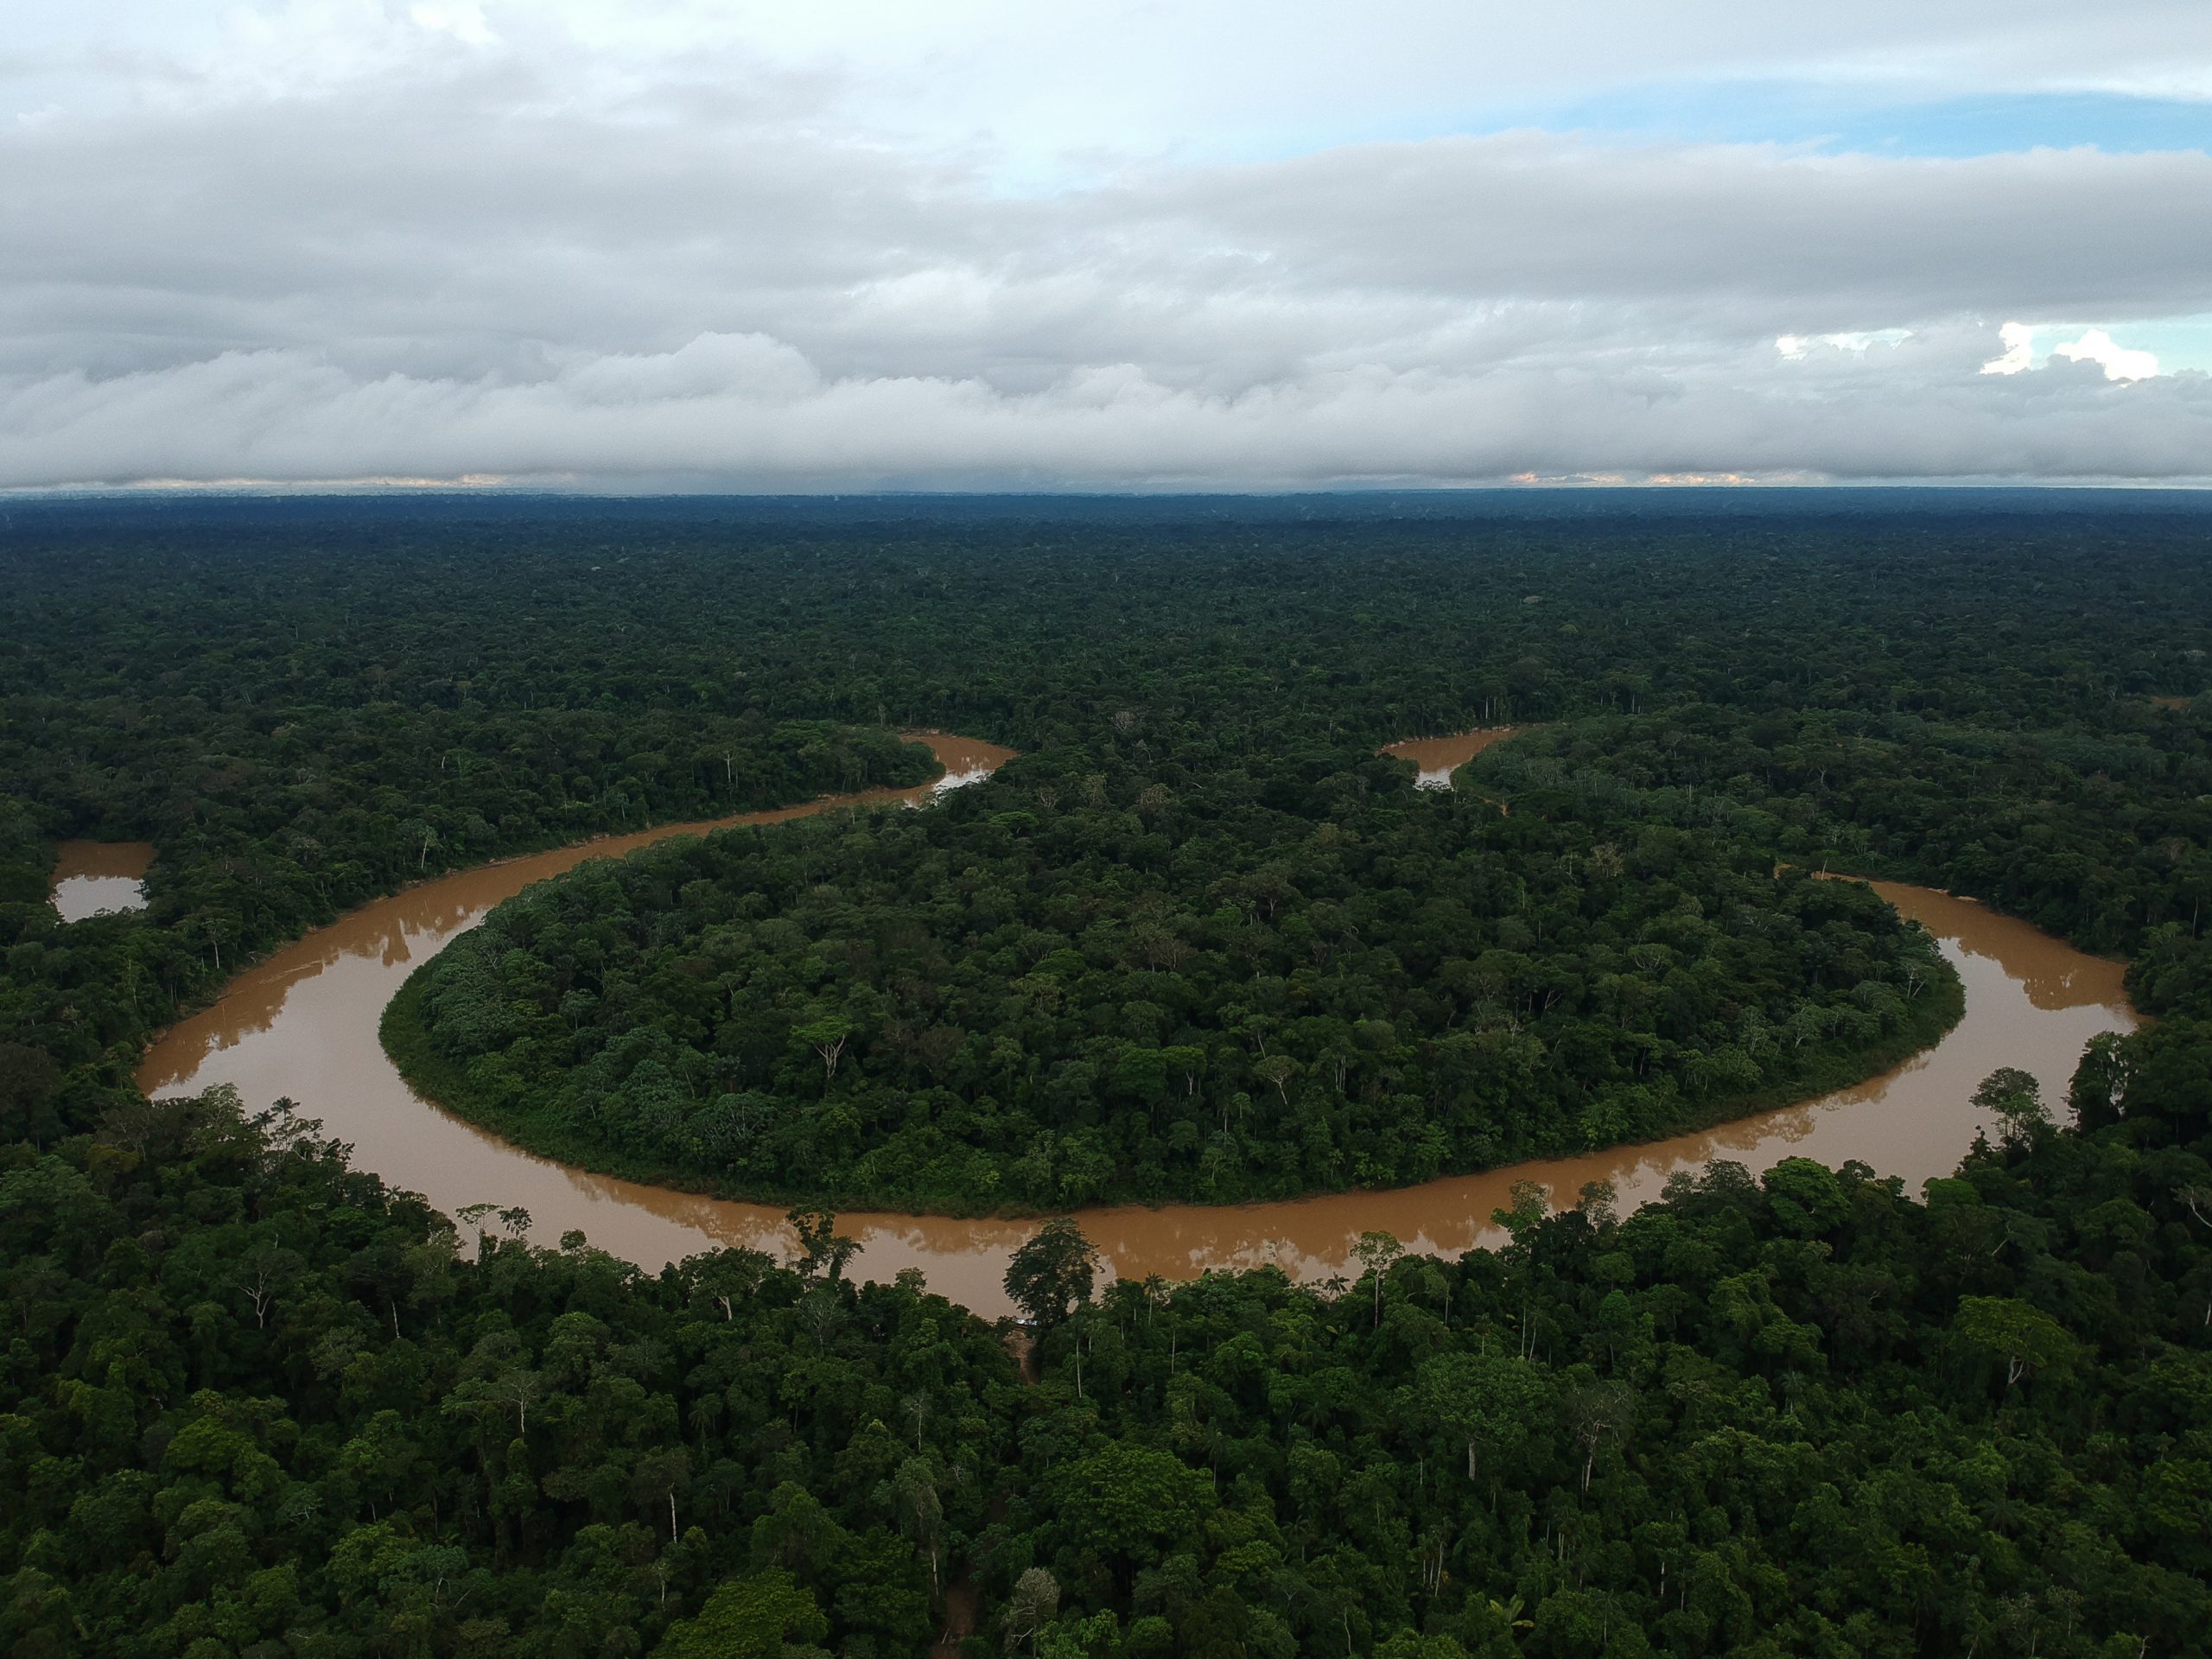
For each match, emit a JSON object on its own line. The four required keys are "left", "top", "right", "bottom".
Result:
{"left": 1982, "top": 321, "right": 2039, "bottom": 375}
{"left": 3, "top": 2, "right": 2209, "bottom": 487}
{"left": 2054, "top": 328, "right": 2162, "bottom": 381}
{"left": 11, "top": 326, "right": 2208, "bottom": 491}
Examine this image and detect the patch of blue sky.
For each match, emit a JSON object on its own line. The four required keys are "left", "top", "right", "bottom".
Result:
{"left": 1247, "top": 85, "right": 2212, "bottom": 163}
{"left": 1515, "top": 85, "right": 2212, "bottom": 158}
{"left": 2132, "top": 316, "right": 2212, "bottom": 374}
{"left": 2029, "top": 315, "right": 2212, "bottom": 376}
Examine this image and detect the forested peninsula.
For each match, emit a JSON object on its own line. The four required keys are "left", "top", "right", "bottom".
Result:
{"left": 4, "top": 493, "right": 2212, "bottom": 1658}
{"left": 388, "top": 732, "right": 1955, "bottom": 1211}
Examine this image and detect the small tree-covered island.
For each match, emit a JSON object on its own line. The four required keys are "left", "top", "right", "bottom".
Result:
{"left": 4, "top": 494, "right": 2212, "bottom": 1657}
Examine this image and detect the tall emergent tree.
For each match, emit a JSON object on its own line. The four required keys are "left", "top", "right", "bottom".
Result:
{"left": 1005, "top": 1217, "right": 1099, "bottom": 1329}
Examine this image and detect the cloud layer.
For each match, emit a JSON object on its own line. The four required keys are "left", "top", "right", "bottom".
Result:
{"left": 5, "top": 3, "right": 2210, "bottom": 488}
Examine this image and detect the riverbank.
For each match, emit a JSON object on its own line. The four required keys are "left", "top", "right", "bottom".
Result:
{"left": 380, "top": 950, "right": 1967, "bottom": 1220}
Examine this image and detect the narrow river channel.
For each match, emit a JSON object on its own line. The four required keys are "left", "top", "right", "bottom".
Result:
{"left": 139, "top": 730, "right": 2137, "bottom": 1320}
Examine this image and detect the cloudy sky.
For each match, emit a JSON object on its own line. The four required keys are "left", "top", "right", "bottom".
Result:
{"left": 6, "top": 1, "right": 2212, "bottom": 490}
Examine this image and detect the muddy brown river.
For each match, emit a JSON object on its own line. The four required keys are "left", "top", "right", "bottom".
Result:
{"left": 1380, "top": 728, "right": 1520, "bottom": 787}
{"left": 50, "top": 839, "right": 155, "bottom": 922}
{"left": 139, "top": 729, "right": 2136, "bottom": 1320}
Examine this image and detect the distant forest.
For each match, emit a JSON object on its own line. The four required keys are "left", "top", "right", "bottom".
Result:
{"left": 3, "top": 494, "right": 2210, "bottom": 1657}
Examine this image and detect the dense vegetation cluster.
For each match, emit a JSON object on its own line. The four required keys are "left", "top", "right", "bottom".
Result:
{"left": 3, "top": 493, "right": 2211, "bottom": 1655}
{"left": 1479, "top": 709, "right": 2212, "bottom": 970}
{"left": 4, "top": 1015, "right": 2209, "bottom": 1657}
{"left": 1, "top": 1087, "right": 1025, "bottom": 1658}
{"left": 5, "top": 493, "right": 2209, "bottom": 1084}
{"left": 397, "top": 742, "right": 1949, "bottom": 1209}
{"left": 0, "top": 711, "right": 929, "bottom": 1109}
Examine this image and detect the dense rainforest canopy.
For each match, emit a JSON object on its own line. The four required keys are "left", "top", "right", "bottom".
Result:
{"left": 393, "top": 736, "right": 1951, "bottom": 1210}
{"left": 3, "top": 493, "right": 2211, "bottom": 1656}
{"left": 3, "top": 1024, "right": 2210, "bottom": 1659}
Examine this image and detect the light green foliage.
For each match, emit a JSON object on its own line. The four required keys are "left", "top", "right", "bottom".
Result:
{"left": 1049, "top": 1442, "right": 1217, "bottom": 1576}
{"left": 654, "top": 1570, "right": 830, "bottom": 1659}
{"left": 1953, "top": 1295, "right": 2085, "bottom": 1388}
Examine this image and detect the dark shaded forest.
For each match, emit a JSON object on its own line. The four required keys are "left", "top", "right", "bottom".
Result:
{"left": 3, "top": 493, "right": 2211, "bottom": 1657}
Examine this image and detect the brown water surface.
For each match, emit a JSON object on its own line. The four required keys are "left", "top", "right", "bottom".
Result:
{"left": 50, "top": 841, "right": 156, "bottom": 922}
{"left": 139, "top": 734, "right": 2134, "bottom": 1320}
{"left": 1380, "top": 728, "right": 1520, "bottom": 787}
